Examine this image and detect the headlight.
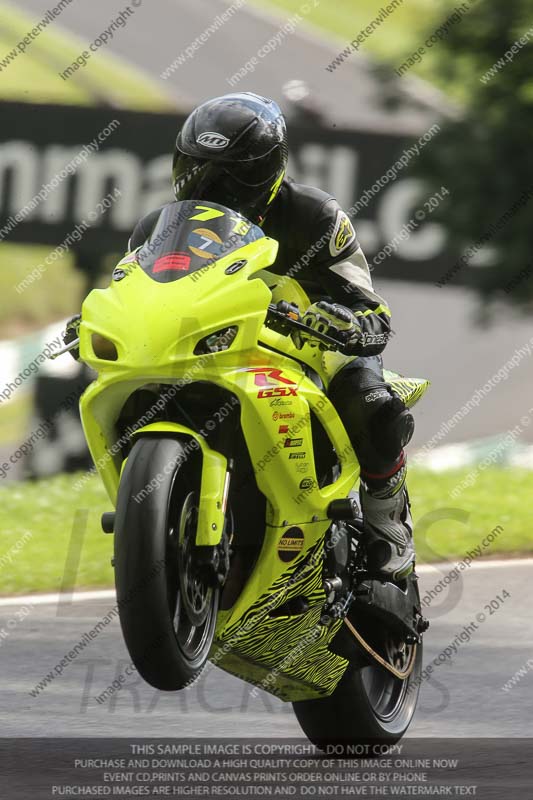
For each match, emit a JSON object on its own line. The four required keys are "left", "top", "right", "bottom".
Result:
{"left": 92, "top": 334, "right": 118, "bottom": 361}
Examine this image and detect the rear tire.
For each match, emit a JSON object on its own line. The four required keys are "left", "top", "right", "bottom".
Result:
{"left": 292, "top": 636, "right": 422, "bottom": 746}
{"left": 114, "top": 437, "right": 219, "bottom": 691}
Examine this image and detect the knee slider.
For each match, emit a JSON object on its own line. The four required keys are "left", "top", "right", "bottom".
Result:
{"left": 368, "top": 393, "right": 414, "bottom": 460}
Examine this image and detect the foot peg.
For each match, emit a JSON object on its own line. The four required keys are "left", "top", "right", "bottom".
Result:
{"left": 101, "top": 512, "right": 115, "bottom": 534}
{"left": 327, "top": 498, "right": 360, "bottom": 520}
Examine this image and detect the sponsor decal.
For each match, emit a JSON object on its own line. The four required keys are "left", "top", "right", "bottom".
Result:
{"left": 196, "top": 131, "right": 230, "bottom": 149}
{"left": 277, "top": 527, "right": 304, "bottom": 563}
{"left": 284, "top": 438, "right": 303, "bottom": 448}
{"left": 278, "top": 424, "right": 289, "bottom": 434}
{"left": 299, "top": 477, "right": 315, "bottom": 491}
{"left": 225, "top": 259, "right": 247, "bottom": 275}
{"left": 295, "top": 463, "right": 309, "bottom": 473}
{"left": 365, "top": 389, "right": 390, "bottom": 403}
{"left": 189, "top": 205, "right": 226, "bottom": 221}
{"left": 329, "top": 210, "right": 356, "bottom": 258}
{"left": 272, "top": 410, "right": 296, "bottom": 420}
{"left": 258, "top": 387, "right": 297, "bottom": 399}
{"left": 230, "top": 217, "right": 251, "bottom": 236}
{"left": 247, "top": 367, "right": 296, "bottom": 387}
{"left": 360, "top": 332, "right": 389, "bottom": 347}
{"left": 153, "top": 252, "right": 191, "bottom": 273}
{"left": 188, "top": 227, "right": 223, "bottom": 259}
{"left": 245, "top": 367, "right": 299, "bottom": 400}
{"left": 289, "top": 452, "right": 306, "bottom": 460}
{"left": 270, "top": 398, "right": 292, "bottom": 408}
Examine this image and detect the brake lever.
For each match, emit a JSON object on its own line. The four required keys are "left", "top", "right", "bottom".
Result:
{"left": 48, "top": 338, "right": 80, "bottom": 360}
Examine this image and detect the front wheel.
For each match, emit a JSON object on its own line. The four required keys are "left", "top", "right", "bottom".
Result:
{"left": 114, "top": 437, "right": 219, "bottom": 691}
{"left": 292, "top": 634, "right": 422, "bottom": 745}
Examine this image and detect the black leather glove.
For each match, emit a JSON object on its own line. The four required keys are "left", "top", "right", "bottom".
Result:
{"left": 63, "top": 314, "right": 81, "bottom": 361}
{"left": 301, "top": 301, "right": 362, "bottom": 354}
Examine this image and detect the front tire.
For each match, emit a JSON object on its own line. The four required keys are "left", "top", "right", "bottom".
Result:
{"left": 292, "top": 635, "right": 422, "bottom": 745}
{"left": 114, "top": 437, "right": 219, "bottom": 691}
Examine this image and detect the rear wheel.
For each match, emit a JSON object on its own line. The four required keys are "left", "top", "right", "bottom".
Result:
{"left": 292, "top": 630, "right": 422, "bottom": 745}
{"left": 114, "top": 437, "right": 219, "bottom": 691}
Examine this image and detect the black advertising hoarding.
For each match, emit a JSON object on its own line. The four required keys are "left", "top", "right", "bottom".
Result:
{"left": 0, "top": 101, "right": 455, "bottom": 283}
{"left": 0, "top": 102, "right": 175, "bottom": 254}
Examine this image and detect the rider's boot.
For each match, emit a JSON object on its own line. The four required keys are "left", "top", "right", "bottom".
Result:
{"left": 360, "top": 461, "right": 415, "bottom": 582}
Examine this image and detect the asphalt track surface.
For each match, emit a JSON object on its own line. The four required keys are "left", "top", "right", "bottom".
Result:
{"left": 1, "top": 559, "right": 532, "bottom": 738}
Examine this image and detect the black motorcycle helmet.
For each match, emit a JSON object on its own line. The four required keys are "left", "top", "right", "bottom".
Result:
{"left": 172, "top": 92, "right": 288, "bottom": 225}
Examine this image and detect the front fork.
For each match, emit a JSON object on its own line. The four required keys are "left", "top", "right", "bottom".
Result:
{"left": 197, "top": 461, "right": 233, "bottom": 588}
{"left": 129, "top": 422, "right": 229, "bottom": 546}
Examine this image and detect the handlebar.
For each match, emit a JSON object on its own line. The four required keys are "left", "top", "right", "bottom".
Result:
{"left": 49, "top": 303, "right": 347, "bottom": 362}
{"left": 264, "top": 301, "right": 350, "bottom": 354}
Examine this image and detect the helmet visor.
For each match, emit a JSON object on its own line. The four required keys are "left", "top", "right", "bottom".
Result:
{"left": 173, "top": 152, "right": 282, "bottom": 221}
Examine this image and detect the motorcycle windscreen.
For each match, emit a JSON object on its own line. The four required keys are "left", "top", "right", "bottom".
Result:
{"left": 137, "top": 200, "right": 264, "bottom": 283}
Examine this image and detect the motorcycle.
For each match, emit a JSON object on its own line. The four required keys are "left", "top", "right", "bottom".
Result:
{"left": 55, "top": 199, "right": 430, "bottom": 744}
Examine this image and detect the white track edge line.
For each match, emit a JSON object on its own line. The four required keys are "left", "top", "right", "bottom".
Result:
{"left": 0, "top": 558, "right": 531, "bottom": 607}
{"left": 0, "top": 590, "right": 116, "bottom": 607}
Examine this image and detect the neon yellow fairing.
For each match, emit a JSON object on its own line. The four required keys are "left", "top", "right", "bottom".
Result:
{"left": 77, "top": 201, "right": 429, "bottom": 701}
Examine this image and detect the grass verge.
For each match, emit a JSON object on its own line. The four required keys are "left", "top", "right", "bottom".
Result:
{"left": 0, "top": 0, "right": 176, "bottom": 337}
{"left": 0, "top": 472, "right": 112, "bottom": 596}
{"left": 0, "top": 0, "right": 174, "bottom": 109}
{"left": 0, "top": 392, "right": 32, "bottom": 448}
{"left": 0, "top": 244, "right": 85, "bottom": 339}
{"left": 249, "top": 0, "right": 459, "bottom": 86}
{"left": 0, "top": 467, "right": 529, "bottom": 596}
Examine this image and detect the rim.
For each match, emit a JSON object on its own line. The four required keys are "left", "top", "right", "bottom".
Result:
{"left": 360, "top": 635, "right": 418, "bottom": 724}
{"left": 166, "top": 490, "right": 217, "bottom": 664}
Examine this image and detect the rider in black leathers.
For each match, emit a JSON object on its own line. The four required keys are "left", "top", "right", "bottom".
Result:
{"left": 126, "top": 92, "right": 416, "bottom": 582}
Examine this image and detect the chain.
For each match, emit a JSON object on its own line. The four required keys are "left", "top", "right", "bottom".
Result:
{"left": 344, "top": 617, "right": 417, "bottom": 680}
